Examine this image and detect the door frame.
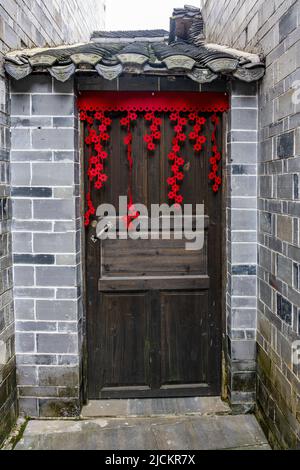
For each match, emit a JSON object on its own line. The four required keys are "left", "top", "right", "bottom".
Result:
{"left": 78, "top": 75, "right": 229, "bottom": 403}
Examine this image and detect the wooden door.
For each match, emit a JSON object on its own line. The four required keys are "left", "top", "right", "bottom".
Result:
{"left": 85, "top": 97, "right": 222, "bottom": 399}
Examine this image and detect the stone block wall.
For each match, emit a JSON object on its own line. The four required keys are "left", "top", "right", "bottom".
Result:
{"left": 226, "top": 81, "right": 258, "bottom": 412}
{"left": 10, "top": 75, "right": 82, "bottom": 418}
{"left": 203, "top": 0, "right": 300, "bottom": 449}
{"left": 0, "top": 0, "right": 105, "bottom": 444}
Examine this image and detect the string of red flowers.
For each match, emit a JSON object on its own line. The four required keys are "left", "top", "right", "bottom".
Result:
{"left": 121, "top": 111, "right": 140, "bottom": 229}
{"left": 167, "top": 112, "right": 187, "bottom": 206}
{"left": 209, "top": 113, "right": 222, "bottom": 193}
{"left": 144, "top": 112, "right": 162, "bottom": 153}
{"left": 80, "top": 110, "right": 111, "bottom": 226}
{"left": 188, "top": 113, "right": 207, "bottom": 153}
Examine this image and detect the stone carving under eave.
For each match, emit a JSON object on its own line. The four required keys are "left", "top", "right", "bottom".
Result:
{"left": 71, "top": 53, "right": 102, "bottom": 66}
{"left": 187, "top": 68, "right": 218, "bottom": 84}
{"left": 207, "top": 58, "right": 239, "bottom": 73}
{"left": 95, "top": 63, "right": 123, "bottom": 80}
{"left": 48, "top": 63, "right": 76, "bottom": 82}
{"left": 29, "top": 55, "right": 57, "bottom": 67}
{"left": 233, "top": 66, "right": 265, "bottom": 82}
{"left": 163, "top": 55, "right": 196, "bottom": 71}
{"left": 4, "top": 62, "right": 32, "bottom": 80}
{"left": 117, "top": 53, "right": 149, "bottom": 65}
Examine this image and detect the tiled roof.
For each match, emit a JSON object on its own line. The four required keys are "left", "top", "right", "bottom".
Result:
{"left": 4, "top": 5, "right": 265, "bottom": 84}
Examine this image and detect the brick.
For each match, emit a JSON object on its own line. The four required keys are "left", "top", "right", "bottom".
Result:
{"left": 277, "top": 131, "right": 295, "bottom": 159}
{"left": 15, "top": 334, "right": 35, "bottom": 354}
{"left": 31, "top": 163, "right": 74, "bottom": 186}
{"left": 277, "top": 215, "right": 293, "bottom": 243}
{"left": 33, "top": 233, "right": 75, "bottom": 254}
{"left": 10, "top": 163, "right": 31, "bottom": 186}
{"left": 11, "top": 95, "right": 30, "bottom": 116}
{"left": 12, "top": 233, "right": 32, "bottom": 254}
{"left": 36, "top": 267, "right": 76, "bottom": 287}
{"left": 11, "top": 188, "right": 52, "bottom": 198}
{"left": 279, "top": 5, "right": 297, "bottom": 41}
{"left": 231, "top": 210, "right": 257, "bottom": 231}
{"left": 11, "top": 129, "right": 31, "bottom": 150}
{"left": 14, "top": 299, "right": 35, "bottom": 321}
{"left": 13, "top": 255, "right": 54, "bottom": 266}
{"left": 10, "top": 150, "right": 52, "bottom": 162}
{"left": 38, "top": 366, "right": 79, "bottom": 387}
{"left": 13, "top": 266, "right": 34, "bottom": 287}
{"left": 12, "top": 199, "right": 32, "bottom": 220}
{"left": 10, "top": 75, "right": 52, "bottom": 94}
{"left": 32, "top": 129, "right": 75, "bottom": 150}
{"left": 33, "top": 199, "right": 75, "bottom": 220}
{"left": 230, "top": 109, "right": 258, "bottom": 130}
{"left": 36, "top": 300, "right": 78, "bottom": 321}
{"left": 36, "top": 333, "right": 77, "bottom": 354}
{"left": 32, "top": 95, "right": 75, "bottom": 116}
{"left": 231, "top": 340, "right": 256, "bottom": 361}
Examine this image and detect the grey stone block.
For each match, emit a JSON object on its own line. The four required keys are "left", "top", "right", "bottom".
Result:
{"left": 11, "top": 117, "right": 53, "bottom": 128}
{"left": 12, "top": 199, "right": 32, "bottom": 220}
{"left": 231, "top": 340, "right": 256, "bottom": 361}
{"left": 232, "top": 276, "right": 256, "bottom": 297}
{"left": 277, "top": 131, "right": 294, "bottom": 159}
{"left": 11, "top": 129, "right": 31, "bottom": 150}
{"left": 33, "top": 233, "right": 75, "bottom": 254}
{"left": 36, "top": 300, "right": 77, "bottom": 321}
{"left": 279, "top": 5, "right": 297, "bottom": 41}
{"left": 231, "top": 210, "right": 257, "bottom": 231}
{"left": 229, "top": 143, "right": 257, "bottom": 164}
{"left": 12, "top": 232, "right": 32, "bottom": 253}
{"left": 231, "top": 243, "right": 257, "bottom": 264}
{"left": 13, "top": 266, "right": 34, "bottom": 287}
{"left": 38, "top": 366, "right": 79, "bottom": 387}
{"left": 277, "top": 174, "right": 294, "bottom": 200}
{"left": 16, "top": 321, "right": 56, "bottom": 332}
{"left": 230, "top": 109, "right": 258, "bottom": 131}
{"left": 16, "top": 334, "right": 35, "bottom": 354}
{"left": 18, "top": 398, "right": 38, "bottom": 417}
{"left": 36, "top": 267, "right": 76, "bottom": 287}
{"left": 277, "top": 255, "right": 293, "bottom": 285}
{"left": 14, "top": 299, "right": 35, "bottom": 320}
{"left": 33, "top": 199, "right": 75, "bottom": 221}
{"left": 11, "top": 162, "right": 31, "bottom": 185}
{"left": 32, "top": 129, "right": 75, "bottom": 150}
{"left": 10, "top": 75, "right": 52, "bottom": 94}
{"left": 36, "top": 333, "right": 78, "bottom": 354}
{"left": 11, "top": 151, "right": 52, "bottom": 162}
{"left": 32, "top": 95, "right": 75, "bottom": 116}
{"left": 11, "top": 95, "right": 30, "bottom": 116}
{"left": 31, "top": 163, "right": 74, "bottom": 186}
{"left": 231, "top": 176, "right": 257, "bottom": 197}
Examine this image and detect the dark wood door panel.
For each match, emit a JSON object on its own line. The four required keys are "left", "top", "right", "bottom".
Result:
{"left": 160, "top": 291, "right": 209, "bottom": 387}
{"left": 96, "top": 292, "right": 151, "bottom": 396}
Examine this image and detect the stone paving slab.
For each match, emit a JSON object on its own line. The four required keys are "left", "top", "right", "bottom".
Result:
{"left": 82, "top": 397, "right": 231, "bottom": 418}
{"left": 13, "top": 415, "right": 271, "bottom": 450}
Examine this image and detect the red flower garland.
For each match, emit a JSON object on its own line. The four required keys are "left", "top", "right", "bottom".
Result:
{"left": 80, "top": 110, "right": 111, "bottom": 226}
{"left": 209, "top": 113, "right": 222, "bottom": 193}
{"left": 144, "top": 112, "right": 162, "bottom": 153}
{"left": 78, "top": 93, "right": 228, "bottom": 226}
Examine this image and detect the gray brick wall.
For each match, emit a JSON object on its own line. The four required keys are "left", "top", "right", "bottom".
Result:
{"left": 0, "top": 0, "right": 104, "bottom": 444}
{"left": 226, "top": 81, "right": 258, "bottom": 412}
{"left": 203, "top": 0, "right": 300, "bottom": 450}
{"left": 10, "top": 75, "right": 83, "bottom": 418}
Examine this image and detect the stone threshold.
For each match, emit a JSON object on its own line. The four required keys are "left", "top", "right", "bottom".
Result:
{"left": 81, "top": 397, "right": 231, "bottom": 418}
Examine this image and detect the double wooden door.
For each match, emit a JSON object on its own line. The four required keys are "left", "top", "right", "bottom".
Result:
{"left": 85, "top": 100, "right": 222, "bottom": 399}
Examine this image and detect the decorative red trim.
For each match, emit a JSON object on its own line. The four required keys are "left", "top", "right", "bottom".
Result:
{"left": 78, "top": 91, "right": 229, "bottom": 113}
{"left": 79, "top": 92, "right": 228, "bottom": 227}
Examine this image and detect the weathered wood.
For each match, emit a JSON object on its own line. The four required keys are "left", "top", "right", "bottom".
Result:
{"left": 86, "top": 99, "right": 223, "bottom": 399}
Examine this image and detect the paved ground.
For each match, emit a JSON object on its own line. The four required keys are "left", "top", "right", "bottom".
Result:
{"left": 7, "top": 398, "right": 271, "bottom": 450}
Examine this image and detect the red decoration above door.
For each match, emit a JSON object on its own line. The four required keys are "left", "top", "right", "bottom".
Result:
{"left": 78, "top": 92, "right": 229, "bottom": 227}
